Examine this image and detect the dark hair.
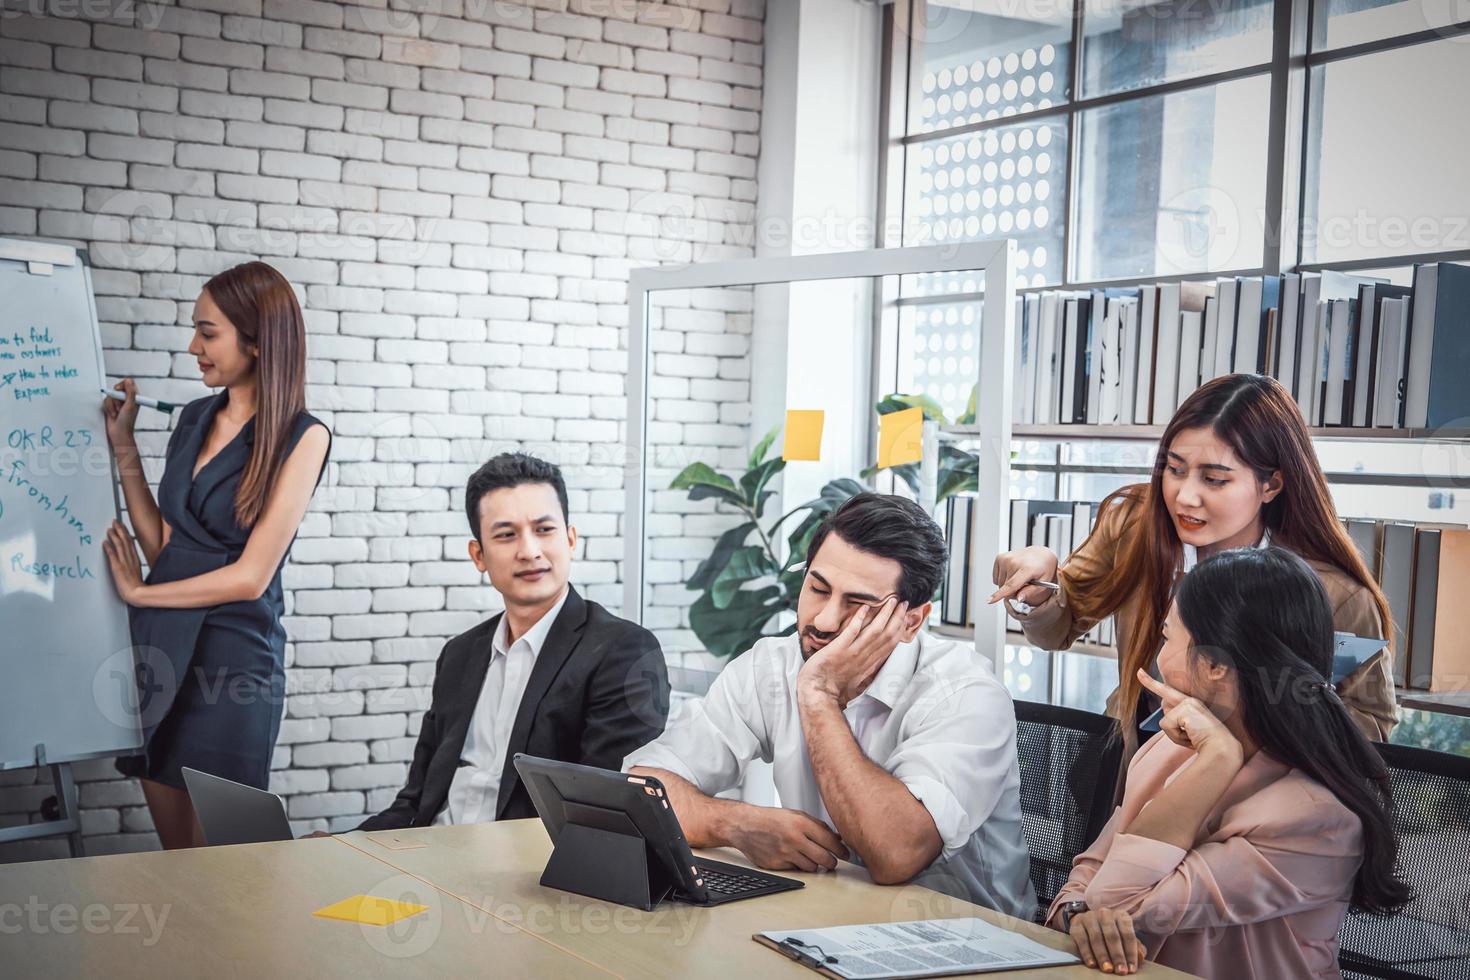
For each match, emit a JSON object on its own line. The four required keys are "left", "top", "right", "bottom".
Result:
{"left": 464, "top": 452, "right": 569, "bottom": 543}
{"left": 804, "top": 492, "right": 947, "bottom": 605}
{"left": 1072, "top": 373, "right": 1393, "bottom": 736}
{"left": 203, "top": 261, "right": 307, "bottom": 527}
{"left": 1177, "top": 547, "right": 1410, "bottom": 915}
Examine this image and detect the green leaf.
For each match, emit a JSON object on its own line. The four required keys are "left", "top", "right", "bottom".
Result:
{"left": 711, "top": 546, "right": 778, "bottom": 608}
{"left": 670, "top": 461, "right": 736, "bottom": 493}
{"left": 688, "top": 586, "right": 784, "bottom": 659}
{"left": 749, "top": 423, "right": 781, "bottom": 470}
{"left": 877, "top": 392, "right": 949, "bottom": 425}
{"left": 686, "top": 520, "right": 758, "bottom": 592}
{"left": 739, "top": 457, "right": 785, "bottom": 510}
{"left": 937, "top": 446, "right": 978, "bottom": 500}
{"left": 670, "top": 462, "right": 747, "bottom": 508}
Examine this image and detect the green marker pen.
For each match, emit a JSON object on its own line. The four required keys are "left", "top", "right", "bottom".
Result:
{"left": 100, "top": 387, "right": 180, "bottom": 414}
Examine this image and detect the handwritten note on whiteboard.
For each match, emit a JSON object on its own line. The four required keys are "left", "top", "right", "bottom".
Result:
{"left": 0, "top": 241, "right": 141, "bottom": 768}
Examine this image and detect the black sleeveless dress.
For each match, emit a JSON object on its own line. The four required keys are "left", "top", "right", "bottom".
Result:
{"left": 115, "top": 392, "right": 329, "bottom": 790}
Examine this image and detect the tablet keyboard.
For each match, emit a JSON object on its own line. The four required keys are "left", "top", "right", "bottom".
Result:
{"left": 696, "top": 865, "right": 772, "bottom": 896}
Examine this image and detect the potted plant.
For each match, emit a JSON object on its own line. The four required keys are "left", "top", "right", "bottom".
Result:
{"left": 669, "top": 390, "right": 978, "bottom": 659}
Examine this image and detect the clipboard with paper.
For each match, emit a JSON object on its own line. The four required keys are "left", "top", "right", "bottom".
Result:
{"left": 754, "top": 917, "right": 1079, "bottom": 978}
{"left": 1141, "top": 631, "right": 1388, "bottom": 732}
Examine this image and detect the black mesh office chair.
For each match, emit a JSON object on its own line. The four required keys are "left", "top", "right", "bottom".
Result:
{"left": 1339, "top": 741, "right": 1470, "bottom": 980}
{"left": 1013, "top": 700, "right": 1123, "bottom": 922}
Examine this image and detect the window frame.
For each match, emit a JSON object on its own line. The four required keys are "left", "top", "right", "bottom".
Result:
{"left": 879, "top": 0, "right": 1470, "bottom": 295}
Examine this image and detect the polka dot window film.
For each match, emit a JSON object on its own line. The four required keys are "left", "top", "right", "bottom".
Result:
{"left": 904, "top": 118, "right": 1069, "bottom": 292}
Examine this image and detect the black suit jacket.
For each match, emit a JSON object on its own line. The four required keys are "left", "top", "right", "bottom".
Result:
{"left": 358, "top": 585, "right": 669, "bottom": 830}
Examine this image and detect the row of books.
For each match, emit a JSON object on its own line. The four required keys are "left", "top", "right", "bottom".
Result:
{"left": 1010, "top": 262, "right": 1470, "bottom": 431}
{"left": 940, "top": 496, "right": 1115, "bottom": 647}
{"left": 1344, "top": 517, "right": 1470, "bottom": 693}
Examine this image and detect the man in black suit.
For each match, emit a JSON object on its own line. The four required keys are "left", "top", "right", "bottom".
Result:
{"left": 358, "top": 453, "right": 669, "bottom": 830}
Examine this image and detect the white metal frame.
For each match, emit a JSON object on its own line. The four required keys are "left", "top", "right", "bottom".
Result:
{"left": 623, "top": 240, "right": 1017, "bottom": 667}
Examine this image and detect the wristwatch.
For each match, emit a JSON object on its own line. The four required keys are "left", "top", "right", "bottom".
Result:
{"left": 1057, "top": 900, "right": 1088, "bottom": 932}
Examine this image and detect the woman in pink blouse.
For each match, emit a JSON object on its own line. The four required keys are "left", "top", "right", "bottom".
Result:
{"left": 1047, "top": 547, "right": 1409, "bottom": 978}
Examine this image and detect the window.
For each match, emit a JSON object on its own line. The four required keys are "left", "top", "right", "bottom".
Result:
{"left": 1302, "top": 37, "right": 1470, "bottom": 265}
{"left": 881, "top": 0, "right": 1470, "bottom": 417}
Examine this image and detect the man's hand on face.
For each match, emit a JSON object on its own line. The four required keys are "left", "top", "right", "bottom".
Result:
{"left": 797, "top": 596, "right": 910, "bottom": 709}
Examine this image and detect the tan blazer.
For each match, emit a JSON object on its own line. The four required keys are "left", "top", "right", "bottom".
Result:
{"left": 1019, "top": 487, "right": 1398, "bottom": 793}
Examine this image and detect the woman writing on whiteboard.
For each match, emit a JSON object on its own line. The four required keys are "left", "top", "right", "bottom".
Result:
{"left": 101, "top": 261, "right": 330, "bottom": 849}
{"left": 989, "top": 374, "right": 1396, "bottom": 795}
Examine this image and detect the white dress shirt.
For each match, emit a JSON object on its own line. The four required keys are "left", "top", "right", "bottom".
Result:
{"left": 623, "top": 629, "right": 1037, "bottom": 919}
{"left": 1179, "top": 528, "right": 1271, "bottom": 574}
{"left": 435, "top": 589, "right": 568, "bottom": 826}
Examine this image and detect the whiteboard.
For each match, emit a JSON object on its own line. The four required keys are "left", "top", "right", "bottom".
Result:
{"left": 0, "top": 238, "right": 141, "bottom": 769}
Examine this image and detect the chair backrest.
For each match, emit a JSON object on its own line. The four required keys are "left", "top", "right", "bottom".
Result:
{"left": 1013, "top": 699, "right": 1122, "bottom": 922}
{"left": 1339, "top": 741, "right": 1470, "bottom": 980}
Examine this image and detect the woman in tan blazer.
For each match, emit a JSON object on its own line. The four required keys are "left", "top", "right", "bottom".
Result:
{"left": 990, "top": 375, "right": 1397, "bottom": 794}
{"left": 1047, "top": 548, "right": 1409, "bottom": 978}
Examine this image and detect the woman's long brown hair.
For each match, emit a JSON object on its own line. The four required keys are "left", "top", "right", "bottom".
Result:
{"left": 203, "top": 261, "right": 307, "bottom": 528}
{"left": 1066, "top": 374, "right": 1393, "bottom": 731}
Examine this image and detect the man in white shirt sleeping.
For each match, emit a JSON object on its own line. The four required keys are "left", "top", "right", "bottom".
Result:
{"left": 625, "top": 492, "right": 1035, "bottom": 918}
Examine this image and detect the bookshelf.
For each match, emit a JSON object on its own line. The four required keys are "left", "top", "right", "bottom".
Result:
{"left": 919, "top": 269, "right": 1470, "bottom": 720}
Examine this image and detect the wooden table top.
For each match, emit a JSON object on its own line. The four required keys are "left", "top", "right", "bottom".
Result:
{"left": 336, "top": 818, "right": 1198, "bottom": 979}
{"left": 0, "top": 832, "right": 609, "bottom": 978}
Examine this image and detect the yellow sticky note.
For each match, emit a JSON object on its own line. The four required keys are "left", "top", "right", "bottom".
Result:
{"left": 877, "top": 406, "right": 924, "bottom": 468}
{"left": 313, "top": 894, "right": 430, "bottom": 927}
{"left": 783, "top": 409, "right": 825, "bottom": 461}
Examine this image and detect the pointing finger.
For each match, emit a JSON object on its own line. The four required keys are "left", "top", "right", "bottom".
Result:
{"left": 1136, "top": 668, "right": 1186, "bottom": 707}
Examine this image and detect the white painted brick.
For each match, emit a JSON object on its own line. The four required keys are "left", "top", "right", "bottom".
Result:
{"left": 180, "top": 89, "right": 264, "bottom": 122}
{"left": 390, "top": 89, "right": 463, "bottom": 120}
{"left": 304, "top": 26, "right": 380, "bottom": 59}
{"left": 223, "top": 15, "right": 303, "bottom": 48}
{"left": 671, "top": 30, "right": 733, "bottom": 60}
{"left": 537, "top": 107, "right": 604, "bottom": 137}
{"left": 604, "top": 20, "right": 669, "bottom": 50}
{"left": 566, "top": 38, "right": 633, "bottom": 69}
{"left": 602, "top": 68, "right": 666, "bottom": 97}
{"left": 181, "top": 35, "right": 265, "bottom": 69}
{"left": 494, "top": 26, "right": 566, "bottom": 59}
{"left": 40, "top": 155, "right": 127, "bottom": 186}
{"left": 331, "top": 714, "right": 408, "bottom": 740}
{"left": 226, "top": 119, "right": 306, "bottom": 151}
{"left": 4, "top": 67, "right": 90, "bottom": 102}
{"left": 7, "top": 0, "right": 762, "bottom": 846}
{"left": 532, "top": 56, "right": 600, "bottom": 89}
{"left": 288, "top": 792, "right": 365, "bottom": 819}
{"left": 421, "top": 116, "right": 494, "bottom": 148}
{"left": 312, "top": 78, "right": 387, "bottom": 110}
{"left": 461, "top": 47, "right": 532, "bottom": 79}
{"left": 265, "top": 0, "right": 343, "bottom": 29}
{"left": 636, "top": 48, "right": 700, "bottom": 78}
{"left": 2, "top": 13, "right": 90, "bottom": 48}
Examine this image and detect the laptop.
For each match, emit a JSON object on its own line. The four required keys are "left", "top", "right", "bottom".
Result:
{"left": 182, "top": 767, "right": 294, "bottom": 846}
{"left": 513, "top": 754, "right": 804, "bottom": 908}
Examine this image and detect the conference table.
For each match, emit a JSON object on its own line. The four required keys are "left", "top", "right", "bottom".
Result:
{"left": 4, "top": 819, "right": 1198, "bottom": 978}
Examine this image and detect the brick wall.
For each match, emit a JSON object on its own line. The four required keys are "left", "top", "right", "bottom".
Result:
{"left": 0, "top": 0, "right": 763, "bottom": 860}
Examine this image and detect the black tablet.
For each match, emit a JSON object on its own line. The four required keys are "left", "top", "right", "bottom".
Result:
{"left": 513, "top": 753, "right": 804, "bottom": 909}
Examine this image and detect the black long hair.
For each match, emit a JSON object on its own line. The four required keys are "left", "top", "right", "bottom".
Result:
{"left": 1176, "top": 547, "right": 1410, "bottom": 915}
